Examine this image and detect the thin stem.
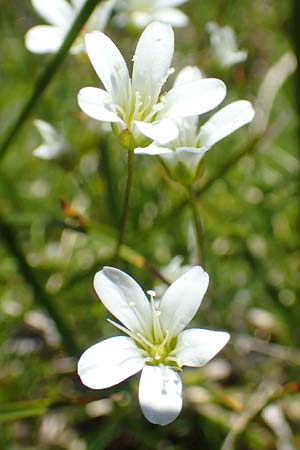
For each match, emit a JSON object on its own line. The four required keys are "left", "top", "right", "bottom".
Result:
{"left": 99, "top": 139, "right": 119, "bottom": 226}
{"left": 0, "top": 214, "right": 80, "bottom": 357}
{"left": 113, "top": 150, "right": 135, "bottom": 262}
{"left": 187, "top": 185, "right": 204, "bottom": 266}
{"left": 0, "top": 0, "right": 100, "bottom": 161}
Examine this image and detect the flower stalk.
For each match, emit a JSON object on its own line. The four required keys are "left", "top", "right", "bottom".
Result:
{"left": 113, "top": 149, "right": 135, "bottom": 262}
{"left": 187, "top": 186, "right": 205, "bottom": 266}
{"left": 78, "top": 266, "right": 229, "bottom": 425}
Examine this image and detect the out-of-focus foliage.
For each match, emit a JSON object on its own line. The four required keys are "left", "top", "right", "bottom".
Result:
{"left": 0, "top": 0, "right": 299, "bottom": 449}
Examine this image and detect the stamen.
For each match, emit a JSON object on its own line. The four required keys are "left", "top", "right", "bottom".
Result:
{"left": 138, "top": 95, "right": 153, "bottom": 118}
{"left": 159, "top": 329, "right": 170, "bottom": 348}
{"left": 159, "top": 67, "right": 175, "bottom": 85}
{"left": 165, "top": 356, "right": 181, "bottom": 365}
{"left": 159, "top": 363, "right": 169, "bottom": 383}
{"left": 107, "top": 319, "right": 145, "bottom": 348}
{"left": 137, "top": 332, "right": 157, "bottom": 351}
{"left": 149, "top": 293, "right": 164, "bottom": 343}
{"left": 114, "top": 104, "right": 127, "bottom": 121}
{"left": 146, "top": 290, "right": 156, "bottom": 297}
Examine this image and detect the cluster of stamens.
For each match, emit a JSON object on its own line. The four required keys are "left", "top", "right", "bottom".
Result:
{"left": 108, "top": 290, "right": 182, "bottom": 370}
{"left": 112, "top": 66, "right": 175, "bottom": 130}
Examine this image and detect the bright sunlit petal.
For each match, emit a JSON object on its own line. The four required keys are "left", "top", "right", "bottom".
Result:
{"left": 199, "top": 100, "right": 255, "bottom": 148}
{"left": 139, "top": 366, "right": 182, "bottom": 425}
{"left": 134, "top": 118, "right": 178, "bottom": 144}
{"left": 85, "top": 31, "right": 130, "bottom": 103}
{"left": 78, "top": 87, "right": 123, "bottom": 123}
{"left": 132, "top": 21, "right": 174, "bottom": 105}
{"left": 78, "top": 336, "right": 145, "bottom": 389}
{"left": 94, "top": 267, "right": 153, "bottom": 337}
{"left": 161, "top": 78, "right": 226, "bottom": 119}
{"left": 159, "top": 266, "right": 209, "bottom": 337}
{"left": 176, "top": 328, "right": 230, "bottom": 367}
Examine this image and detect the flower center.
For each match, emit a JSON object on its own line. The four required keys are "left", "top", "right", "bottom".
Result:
{"left": 115, "top": 88, "right": 158, "bottom": 129}
{"left": 108, "top": 290, "right": 182, "bottom": 370}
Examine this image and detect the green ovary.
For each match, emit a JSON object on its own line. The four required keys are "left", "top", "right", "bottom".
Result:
{"left": 141, "top": 335, "right": 180, "bottom": 369}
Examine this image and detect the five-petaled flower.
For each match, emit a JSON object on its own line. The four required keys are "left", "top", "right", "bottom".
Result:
{"left": 25, "top": 0, "right": 115, "bottom": 54}
{"left": 78, "top": 266, "right": 230, "bottom": 425}
{"left": 77, "top": 21, "right": 226, "bottom": 150}
{"left": 136, "top": 66, "right": 255, "bottom": 185}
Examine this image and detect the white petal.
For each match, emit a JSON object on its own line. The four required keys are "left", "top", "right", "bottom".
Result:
{"left": 78, "top": 336, "right": 145, "bottom": 389}
{"left": 132, "top": 22, "right": 174, "bottom": 105}
{"left": 78, "top": 87, "right": 122, "bottom": 123}
{"left": 139, "top": 366, "right": 182, "bottom": 425}
{"left": 33, "top": 120, "right": 59, "bottom": 144}
{"left": 163, "top": 147, "right": 207, "bottom": 171}
{"left": 33, "top": 145, "right": 59, "bottom": 160}
{"left": 94, "top": 267, "right": 153, "bottom": 337}
{"left": 135, "top": 143, "right": 172, "bottom": 155}
{"left": 159, "top": 266, "right": 209, "bottom": 337}
{"left": 206, "top": 22, "right": 248, "bottom": 68}
{"left": 86, "top": 0, "right": 116, "bottom": 31}
{"left": 174, "top": 66, "right": 203, "bottom": 87}
{"left": 199, "top": 100, "right": 255, "bottom": 149}
{"left": 161, "top": 78, "right": 226, "bottom": 119}
{"left": 221, "top": 50, "right": 248, "bottom": 68}
{"left": 155, "top": 0, "right": 188, "bottom": 6}
{"left": 70, "top": 0, "right": 85, "bottom": 9}
{"left": 85, "top": 31, "right": 130, "bottom": 105}
{"left": 31, "top": 0, "right": 74, "bottom": 28}
{"left": 176, "top": 328, "right": 230, "bottom": 367}
{"left": 133, "top": 119, "right": 178, "bottom": 144}
{"left": 25, "top": 25, "right": 65, "bottom": 54}
{"left": 153, "top": 9, "right": 189, "bottom": 27}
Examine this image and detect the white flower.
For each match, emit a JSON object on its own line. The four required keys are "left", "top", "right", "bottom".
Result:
{"left": 78, "top": 22, "right": 226, "bottom": 150}
{"left": 206, "top": 22, "right": 248, "bottom": 68}
{"left": 25, "top": 0, "right": 115, "bottom": 54}
{"left": 114, "top": 0, "right": 189, "bottom": 29}
{"left": 136, "top": 66, "right": 255, "bottom": 185}
{"left": 32, "top": 120, "right": 71, "bottom": 160}
{"left": 78, "top": 266, "right": 229, "bottom": 425}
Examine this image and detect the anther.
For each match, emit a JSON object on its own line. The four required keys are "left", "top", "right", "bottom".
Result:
{"left": 147, "top": 290, "right": 156, "bottom": 297}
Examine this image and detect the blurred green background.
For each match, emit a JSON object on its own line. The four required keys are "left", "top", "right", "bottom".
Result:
{"left": 0, "top": 0, "right": 299, "bottom": 449}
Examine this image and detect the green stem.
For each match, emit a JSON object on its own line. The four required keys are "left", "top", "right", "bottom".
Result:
{"left": 0, "top": 0, "right": 100, "bottom": 161}
{"left": 113, "top": 150, "right": 135, "bottom": 262}
{"left": 187, "top": 186, "right": 205, "bottom": 266}
{"left": 99, "top": 140, "right": 119, "bottom": 226}
{"left": 0, "top": 214, "right": 80, "bottom": 357}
